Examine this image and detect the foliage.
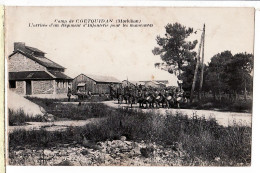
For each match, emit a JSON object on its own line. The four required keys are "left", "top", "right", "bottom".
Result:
{"left": 25, "top": 97, "right": 113, "bottom": 120}
{"left": 204, "top": 51, "right": 253, "bottom": 98}
{"left": 152, "top": 23, "right": 198, "bottom": 80}
{"left": 8, "top": 108, "right": 44, "bottom": 126}
{"left": 180, "top": 97, "right": 252, "bottom": 112}
{"left": 152, "top": 23, "right": 253, "bottom": 101}
{"left": 9, "top": 103, "right": 251, "bottom": 166}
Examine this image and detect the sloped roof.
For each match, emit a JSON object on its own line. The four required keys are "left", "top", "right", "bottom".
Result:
{"left": 123, "top": 80, "right": 145, "bottom": 86}
{"left": 9, "top": 49, "right": 65, "bottom": 69}
{"left": 48, "top": 71, "right": 72, "bottom": 80}
{"left": 79, "top": 74, "right": 121, "bottom": 83}
{"left": 25, "top": 46, "right": 46, "bottom": 54}
{"left": 140, "top": 80, "right": 169, "bottom": 84}
{"left": 9, "top": 71, "right": 54, "bottom": 80}
{"left": 9, "top": 71, "right": 72, "bottom": 80}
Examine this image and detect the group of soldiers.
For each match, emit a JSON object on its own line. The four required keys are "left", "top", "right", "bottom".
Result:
{"left": 110, "top": 84, "right": 188, "bottom": 109}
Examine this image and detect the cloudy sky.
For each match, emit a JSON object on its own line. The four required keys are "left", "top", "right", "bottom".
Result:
{"left": 5, "top": 7, "right": 254, "bottom": 85}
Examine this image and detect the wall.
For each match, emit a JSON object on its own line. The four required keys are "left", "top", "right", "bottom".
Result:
{"left": 55, "top": 80, "right": 69, "bottom": 94}
{"left": 122, "top": 80, "right": 135, "bottom": 88}
{"left": 32, "top": 80, "right": 54, "bottom": 94}
{"left": 8, "top": 53, "right": 46, "bottom": 72}
{"left": 9, "top": 81, "right": 25, "bottom": 95}
{"left": 72, "top": 74, "right": 121, "bottom": 94}
{"left": 72, "top": 74, "right": 96, "bottom": 93}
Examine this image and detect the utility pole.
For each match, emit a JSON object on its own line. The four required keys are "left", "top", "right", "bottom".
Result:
{"left": 190, "top": 24, "right": 204, "bottom": 103}
{"left": 199, "top": 24, "right": 206, "bottom": 100}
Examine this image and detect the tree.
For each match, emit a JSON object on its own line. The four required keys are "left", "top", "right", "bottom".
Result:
{"left": 204, "top": 51, "right": 253, "bottom": 101}
{"left": 225, "top": 52, "right": 253, "bottom": 100}
{"left": 204, "top": 51, "right": 233, "bottom": 100}
{"left": 152, "top": 23, "right": 198, "bottom": 89}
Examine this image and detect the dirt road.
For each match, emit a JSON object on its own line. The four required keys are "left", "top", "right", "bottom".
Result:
{"left": 103, "top": 101, "right": 252, "bottom": 127}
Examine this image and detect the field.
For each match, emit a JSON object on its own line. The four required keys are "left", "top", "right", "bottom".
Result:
{"left": 8, "top": 98, "right": 252, "bottom": 166}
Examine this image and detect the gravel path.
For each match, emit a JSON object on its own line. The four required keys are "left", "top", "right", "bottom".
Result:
{"left": 103, "top": 101, "right": 252, "bottom": 127}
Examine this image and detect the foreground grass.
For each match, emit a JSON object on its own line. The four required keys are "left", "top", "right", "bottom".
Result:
{"left": 9, "top": 103, "right": 251, "bottom": 166}
{"left": 181, "top": 97, "right": 252, "bottom": 113}
{"left": 26, "top": 95, "right": 111, "bottom": 104}
{"left": 8, "top": 109, "right": 45, "bottom": 126}
{"left": 25, "top": 97, "right": 113, "bottom": 120}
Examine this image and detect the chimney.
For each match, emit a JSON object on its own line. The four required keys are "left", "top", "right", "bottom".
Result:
{"left": 14, "top": 42, "right": 25, "bottom": 51}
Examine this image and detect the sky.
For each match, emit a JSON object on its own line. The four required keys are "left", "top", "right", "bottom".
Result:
{"left": 5, "top": 7, "right": 255, "bottom": 86}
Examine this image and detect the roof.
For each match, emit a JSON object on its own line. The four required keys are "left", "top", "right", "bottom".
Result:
{"left": 145, "top": 81, "right": 166, "bottom": 87}
{"left": 25, "top": 46, "right": 46, "bottom": 54}
{"left": 9, "top": 71, "right": 72, "bottom": 80}
{"left": 9, "top": 71, "right": 54, "bottom": 80}
{"left": 140, "top": 80, "right": 169, "bottom": 84}
{"left": 48, "top": 71, "right": 72, "bottom": 80}
{"left": 123, "top": 80, "right": 145, "bottom": 86}
{"left": 77, "top": 74, "right": 121, "bottom": 83}
{"left": 9, "top": 49, "right": 65, "bottom": 70}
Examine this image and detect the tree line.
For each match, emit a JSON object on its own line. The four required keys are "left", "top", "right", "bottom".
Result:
{"left": 153, "top": 23, "right": 253, "bottom": 102}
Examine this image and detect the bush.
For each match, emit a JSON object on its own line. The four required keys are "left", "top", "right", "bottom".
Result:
{"left": 26, "top": 97, "right": 114, "bottom": 120}
{"left": 8, "top": 108, "right": 44, "bottom": 126}
{"left": 9, "top": 104, "right": 252, "bottom": 165}
{"left": 181, "top": 97, "right": 252, "bottom": 113}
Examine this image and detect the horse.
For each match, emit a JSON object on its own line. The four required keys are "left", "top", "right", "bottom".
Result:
{"left": 154, "top": 93, "right": 167, "bottom": 108}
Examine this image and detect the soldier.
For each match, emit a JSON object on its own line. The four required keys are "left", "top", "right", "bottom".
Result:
{"left": 175, "top": 88, "right": 183, "bottom": 108}
{"left": 67, "top": 87, "right": 72, "bottom": 102}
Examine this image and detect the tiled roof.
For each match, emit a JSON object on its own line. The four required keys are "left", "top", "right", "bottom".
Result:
{"left": 9, "top": 71, "right": 72, "bottom": 80}
{"left": 79, "top": 74, "right": 121, "bottom": 83}
{"left": 9, "top": 50, "right": 65, "bottom": 69}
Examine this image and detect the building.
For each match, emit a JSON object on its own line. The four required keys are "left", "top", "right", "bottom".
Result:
{"left": 139, "top": 80, "right": 169, "bottom": 85}
{"left": 122, "top": 80, "right": 145, "bottom": 87}
{"left": 144, "top": 81, "right": 166, "bottom": 88}
{"left": 72, "top": 74, "right": 121, "bottom": 94}
{"left": 8, "top": 42, "right": 72, "bottom": 95}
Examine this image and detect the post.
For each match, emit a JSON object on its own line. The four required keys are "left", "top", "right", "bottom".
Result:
{"left": 190, "top": 25, "right": 204, "bottom": 102}
{"left": 199, "top": 24, "right": 206, "bottom": 100}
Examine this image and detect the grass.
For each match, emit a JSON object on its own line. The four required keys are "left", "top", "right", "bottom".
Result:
{"left": 26, "top": 95, "right": 252, "bottom": 113}
{"left": 9, "top": 103, "right": 251, "bottom": 166}
{"left": 25, "top": 97, "right": 114, "bottom": 120}
{"left": 8, "top": 108, "right": 45, "bottom": 126}
{"left": 181, "top": 97, "right": 252, "bottom": 113}
{"left": 26, "top": 95, "right": 111, "bottom": 103}
{"left": 47, "top": 103, "right": 114, "bottom": 120}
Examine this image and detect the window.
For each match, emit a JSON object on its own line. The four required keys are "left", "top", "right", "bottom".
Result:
{"left": 9, "top": 81, "right": 16, "bottom": 88}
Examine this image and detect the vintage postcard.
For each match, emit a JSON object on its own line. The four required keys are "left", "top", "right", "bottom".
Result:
{"left": 4, "top": 6, "right": 254, "bottom": 166}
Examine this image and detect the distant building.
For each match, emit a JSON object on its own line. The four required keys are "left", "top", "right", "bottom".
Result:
{"left": 122, "top": 80, "right": 145, "bottom": 87}
{"left": 72, "top": 74, "right": 121, "bottom": 94}
{"left": 8, "top": 42, "right": 72, "bottom": 95}
{"left": 139, "top": 80, "right": 169, "bottom": 85}
{"left": 144, "top": 81, "right": 166, "bottom": 88}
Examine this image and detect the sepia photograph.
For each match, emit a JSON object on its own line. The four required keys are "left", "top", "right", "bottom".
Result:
{"left": 5, "top": 6, "right": 254, "bottom": 166}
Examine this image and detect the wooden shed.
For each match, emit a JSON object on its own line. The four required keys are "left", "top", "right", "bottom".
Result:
{"left": 72, "top": 74, "right": 121, "bottom": 95}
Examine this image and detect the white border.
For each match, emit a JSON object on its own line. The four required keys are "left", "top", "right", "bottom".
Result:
{"left": 0, "top": 0, "right": 259, "bottom": 8}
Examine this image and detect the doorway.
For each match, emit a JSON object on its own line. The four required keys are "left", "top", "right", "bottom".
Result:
{"left": 26, "top": 80, "right": 32, "bottom": 95}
